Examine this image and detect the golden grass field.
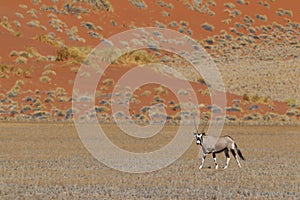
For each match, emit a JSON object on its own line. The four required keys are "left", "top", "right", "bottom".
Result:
{"left": 0, "top": 123, "right": 299, "bottom": 199}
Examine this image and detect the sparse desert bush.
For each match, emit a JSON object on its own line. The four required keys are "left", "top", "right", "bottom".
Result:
{"left": 168, "top": 21, "right": 178, "bottom": 27}
{"left": 262, "top": 112, "right": 277, "bottom": 120}
{"left": 55, "top": 46, "right": 92, "bottom": 63}
{"left": 40, "top": 75, "right": 51, "bottom": 83}
{"left": 58, "top": 97, "right": 70, "bottom": 102}
{"left": 286, "top": 109, "right": 299, "bottom": 117}
{"left": 42, "top": 69, "right": 56, "bottom": 76}
{"left": 226, "top": 105, "right": 243, "bottom": 112}
{"left": 31, "top": 0, "right": 41, "bottom": 5}
{"left": 285, "top": 99, "right": 297, "bottom": 108}
{"left": 95, "top": 106, "right": 109, "bottom": 113}
{"left": 154, "top": 86, "right": 167, "bottom": 95}
{"left": 140, "top": 106, "right": 151, "bottom": 113}
{"left": 130, "top": 96, "right": 141, "bottom": 104}
{"left": 44, "top": 97, "right": 54, "bottom": 103}
{"left": 0, "top": 17, "right": 22, "bottom": 37}
{"left": 255, "top": 14, "right": 268, "bottom": 22}
{"left": 32, "top": 110, "right": 50, "bottom": 120}
{"left": 251, "top": 94, "right": 264, "bottom": 103}
{"left": 226, "top": 115, "right": 238, "bottom": 121}
{"left": 98, "top": 100, "right": 110, "bottom": 106}
{"left": 236, "top": 0, "right": 245, "bottom": 5}
{"left": 208, "top": 10, "right": 215, "bottom": 16}
{"left": 27, "top": 8, "right": 38, "bottom": 18}
{"left": 36, "top": 34, "right": 61, "bottom": 47}
{"left": 100, "top": 86, "right": 108, "bottom": 91}
{"left": 276, "top": 8, "right": 293, "bottom": 17}
{"left": 244, "top": 113, "right": 262, "bottom": 121}
{"left": 173, "top": 112, "right": 181, "bottom": 121}
{"left": 115, "top": 50, "right": 158, "bottom": 65}
{"left": 162, "top": 10, "right": 170, "bottom": 17}
{"left": 243, "top": 94, "right": 250, "bottom": 101}
{"left": 279, "top": 114, "right": 289, "bottom": 122}
{"left": 56, "top": 87, "right": 66, "bottom": 96}
{"left": 7, "top": 90, "right": 18, "bottom": 98}
{"left": 224, "top": 2, "right": 235, "bottom": 8}
{"left": 70, "top": 67, "right": 79, "bottom": 73}
{"left": 88, "top": 31, "right": 102, "bottom": 39}
{"left": 187, "top": 29, "right": 193, "bottom": 35}
{"left": 155, "top": 21, "right": 166, "bottom": 28}
{"left": 13, "top": 20, "right": 21, "bottom": 28}
{"left": 54, "top": 110, "right": 65, "bottom": 117}
{"left": 199, "top": 3, "right": 208, "bottom": 13}
{"left": 27, "top": 20, "right": 40, "bottom": 28}
{"left": 19, "top": 4, "right": 28, "bottom": 9}
{"left": 178, "top": 89, "right": 189, "bottom": 96}
{"left": 20, "top": 105, "right": 32, "bottom": 113}
{"left": 129, "top": 0, "right": 147, "bottom": 9}
{"left": 103, "top": 78, "right": 115, "bottom": 86}
{"left": 156, "top": 0, "right": 174, "bottom": 9}
{"left": 171, "top": 104, "right": 180, "bottom": 111}
{"left": 154, "top": 95, "right": 165, "bottom": 103}
{"left": 201, "top": 22, "right": 214, "bottom": 32}
{"left": 81, "top": 21, "right": 96, "bottom": 30}
{"left": 231, "top": 9, "right": 242, "bottom": 17}
{"left": 15, "top": 12, "right": 24, "bottom": 19}
{"left": 140, "top": 90, "right": 151, "bottom": 97}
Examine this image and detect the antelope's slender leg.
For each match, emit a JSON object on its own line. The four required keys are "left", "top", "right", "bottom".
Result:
{"left": 212, "top": 153, "right": 218, "bottom": 169}
{"left": 231, "top": 149, "right": 241, "bottom": 168}
{"left": 223, "top": 149, "right": 230, "bottom": 169}
{"left": 199, "top": 153, "right": 206, "bottom": 169}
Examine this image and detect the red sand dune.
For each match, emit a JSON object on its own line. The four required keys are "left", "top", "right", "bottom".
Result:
{"left": 0, "top": 0, "right": 298, "bottom": 123}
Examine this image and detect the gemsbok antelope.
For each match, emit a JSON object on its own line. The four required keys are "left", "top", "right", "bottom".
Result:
{"left": 194, "top": 121, "right": 245, "bottom": 169}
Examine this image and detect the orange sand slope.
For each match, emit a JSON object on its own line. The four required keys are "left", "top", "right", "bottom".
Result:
{"left": 0, "top": 0, "right": 299, "bottom": 124}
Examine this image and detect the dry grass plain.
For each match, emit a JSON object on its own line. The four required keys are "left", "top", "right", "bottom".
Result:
{"left": 0, "top": 123, "right": 299, "bottom": 199}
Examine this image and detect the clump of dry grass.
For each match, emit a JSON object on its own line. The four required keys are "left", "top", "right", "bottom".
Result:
{"left": 140, "top": 90, "right": 151, "bottom": 97}
{"left": 10, "top": 47, "right": 47, "bottom": 63}
{"left": 36, "top": 34, "right": 61, "bottom": 47}
{"left": 6, "top": 80, "right": 24, "bottom": 98}
{"left": 0, "top": 64, "right": 31, "bottom": 77}
{"left": 39, "top": 75, "right": 51, "bottom": 83}
{"left": 0, "top": 16, "right": 22, "bottom": 37}
{"left": 154, "top": 86, "right": 167, "bottom": 95}
{"left": 156, "top": 0, "right": 174, "bottom": 9}
{"left": 114, "top": 50, "right": 158, "bottom": 65}
{"left": 55, "top": 46, "right": 92, "bottom": 63}
{"left": 102, "top": 78, "right": 115, "bottom": 86}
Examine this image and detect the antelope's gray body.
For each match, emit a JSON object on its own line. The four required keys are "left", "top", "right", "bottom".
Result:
{"left": 195, "top": 132, "right": 245, "bottom": 169}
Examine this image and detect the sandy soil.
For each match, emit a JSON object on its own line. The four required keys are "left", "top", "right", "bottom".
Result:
{"left": 0, "top": 123, "right": 299, "bottom": 199}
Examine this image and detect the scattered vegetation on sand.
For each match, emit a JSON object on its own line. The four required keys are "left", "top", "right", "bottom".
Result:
{"left": 201, "top": 22, "right": 215, "bottom": 31}
{"left": 0, "top": 16, "right": 22, "bottom": 37}
{"left": 0, "top": 64, "right": 31, "bottom": 77}
{"left": 129, "top": 0, "right": 148, "bottom": 9}
{"left": 55, "top": 46, "right": 92, "bottom": 63}
{"left": 114, "top": 50, "right": 158, "bottom": 65}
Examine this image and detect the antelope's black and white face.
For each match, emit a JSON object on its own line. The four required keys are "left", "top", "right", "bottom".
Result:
{"left": 195, "top": 132, "right": 204, "bottom": 145}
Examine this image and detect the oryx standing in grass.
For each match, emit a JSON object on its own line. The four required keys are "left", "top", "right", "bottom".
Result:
{"left": 194, "top": 120, "right": 245, "bottom": 169}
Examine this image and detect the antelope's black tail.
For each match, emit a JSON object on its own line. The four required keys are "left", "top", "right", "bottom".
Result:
{"left": 235, "top": 143, "right": 245, "bottom": 160}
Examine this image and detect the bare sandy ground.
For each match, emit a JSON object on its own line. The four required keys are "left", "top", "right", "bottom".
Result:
{"left": 0, "top": 123, "right": 299, "bottom": 199}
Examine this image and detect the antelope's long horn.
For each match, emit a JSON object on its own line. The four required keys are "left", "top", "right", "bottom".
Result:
{"left": 201, "top": 119, "right": 209, "bottom": 133}
{"left": 193, "top": 117, "right": 199, "bottom": 133}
